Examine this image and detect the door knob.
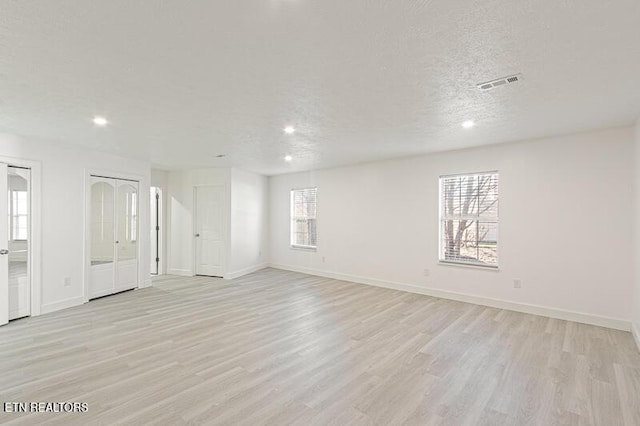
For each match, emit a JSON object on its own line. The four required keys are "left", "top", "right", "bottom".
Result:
{"left": 0, "top": 249, "right": 8, "bottom": 255}
{"left": 195, "top": 233, "right": 200, "bottom": 237}
{"left": 115, "top": 241, "right": 119, "bottom": 244}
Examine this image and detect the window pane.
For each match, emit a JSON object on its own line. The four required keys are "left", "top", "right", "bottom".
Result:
{"left": 440, "top": 172, "right": 499, "bottom": 267}
{"left": 291, "top": 188, "right": 317, "bottom": 247}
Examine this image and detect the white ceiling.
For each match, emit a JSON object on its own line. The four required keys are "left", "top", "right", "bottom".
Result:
{"left": 1, "top": 1, "right": 639, "bottom": 175}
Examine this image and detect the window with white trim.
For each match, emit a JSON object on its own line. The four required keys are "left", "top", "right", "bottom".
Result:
{"left": 439, "top": 172, "right": 499, "bottom": 267}
{"left": 290, "top": 187, "right": 317, "bottom": 249}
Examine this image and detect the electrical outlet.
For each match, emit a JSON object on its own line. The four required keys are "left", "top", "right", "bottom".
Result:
{"left": 64, "top": 277, "right": 71, "bottom": 287}
{"left": 423, "top": 269, "right": 430, "bottom": 277}
{"left": 513, "top": 279, "right": 522, "bottom": 289}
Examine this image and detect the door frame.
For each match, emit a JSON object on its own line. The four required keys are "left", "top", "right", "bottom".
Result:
{"left": 193, "top": 184, "right": 229, "bottom": 278}
{"left": 150, "top": 186, "right": 164, "bottom": 276}
{"left": 0, "top": 155, "right": 42, "bottom": 321}
{"left": 83, "top": 168, "right": 149, "bottom": 303}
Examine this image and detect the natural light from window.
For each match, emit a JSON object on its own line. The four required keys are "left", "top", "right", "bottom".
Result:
{"left": 439, "top": 172, "right": 499, "bottom": 268}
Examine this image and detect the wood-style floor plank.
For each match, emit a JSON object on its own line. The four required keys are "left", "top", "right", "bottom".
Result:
{"left": 0, "top": 268, "right": 639, "bottom": 425}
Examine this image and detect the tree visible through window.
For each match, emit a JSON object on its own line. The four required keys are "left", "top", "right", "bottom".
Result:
{"left": 291, "top": 188, "right": 317, "bottom": 249}
{"left": 440, "top": 172, "right": 498, "bottom": 267}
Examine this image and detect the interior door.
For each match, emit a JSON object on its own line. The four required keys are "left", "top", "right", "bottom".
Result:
{"left": 116, "top": 180, "right": 138, "bottom": 291}
{"left": 195, "top": 185, "right": 225, "bottom": 277}
{"left": 89, "top": 177, "right": 116, "bottom": 298}
{"left": 150, "top": 187, "right": 159, "bottom": 275}
{"left": 0, "top": 164, "right": 8, "bottom": 325}
{"left": 8, "top": 167, "right": 30, "bottom": 320}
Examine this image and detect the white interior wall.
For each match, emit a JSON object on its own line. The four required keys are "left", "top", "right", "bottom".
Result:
{"left": 151, "top": 169, "right": 169, "bottom": 275}
{"left": 269, "top": 126, "right": 635, "bottom": 328}
{"left": 166, "top": 167, "right": 269, "bottom": 279}
{"left": 228, "top": 168, "right": 269, "bottom": 278}
{"left": 0, "top": 133, "right": 151, "bottom": 314}
{"left": 167, "top": 168, "right": 231, "bottom": 276}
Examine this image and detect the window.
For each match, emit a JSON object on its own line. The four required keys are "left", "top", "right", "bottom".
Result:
{"left": 440, "top": 172, "right": 498, "bottom": 267}
{"left": 291, "top": 187, "right": 317, "bottom": 249}
{"left": 9, "top": 190, "right": 28, "bottom": 240}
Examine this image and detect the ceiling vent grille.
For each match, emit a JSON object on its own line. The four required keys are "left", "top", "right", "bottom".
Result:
{"left": 477, "top": 74, "right": 522, "bottom": 91}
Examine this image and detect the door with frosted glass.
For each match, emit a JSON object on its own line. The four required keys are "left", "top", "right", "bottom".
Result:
{"left": 90, "top": 177, "right": 116, "bottom": 298}
{"left": 116, "top": 181, "right": 138, "bottom": 291}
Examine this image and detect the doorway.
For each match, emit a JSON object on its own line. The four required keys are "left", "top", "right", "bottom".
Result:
{"left": 194, "top": 185, "right": 226, "bottom": 277}
{"left": 89, "top": 176, "right": 139, "bottom": 299}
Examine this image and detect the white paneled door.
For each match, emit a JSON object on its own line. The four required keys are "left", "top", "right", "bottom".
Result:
{"left": 195, "top": 185, "right": 226, "bottom": 277}
{"left": 90, "top": 176, "right": 139, "bottom": 299}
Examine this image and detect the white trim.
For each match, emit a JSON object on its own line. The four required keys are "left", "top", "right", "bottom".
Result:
{"left": 290, "top": 245, "right": 317, "bottom": 252}
{"left": 0, "top": 155, "right": 42, "bottom": 319}
{"left": 167, "top": 268, "right": 194, "bottom": 277}
{"left": 268, "top": 263, "right": 631, "bottom": 332}
{"left": 438, "top": 261, "right": 500, "bottom": 271}
{"left": 225, "top": 263, "right": 268, "bottom": 280}
{"left": 40, "top": 296, "right": 85, "bottom": 315}
{"left": 632, "top": 322, "right": 640, "bottom": 353}
{"left": 141, "top": 279, "right": 152, "bottom": 289}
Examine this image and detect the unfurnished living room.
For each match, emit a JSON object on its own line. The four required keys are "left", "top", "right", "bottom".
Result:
{"left": 1, "top": 1, "right": 640, "bottom": 425}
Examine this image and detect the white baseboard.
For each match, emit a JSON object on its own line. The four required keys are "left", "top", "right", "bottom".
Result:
{"left": 140, "top": 279, "right": 153, "bottom": 289}
{"left": 167, "top": 268, "right": 193, "bottom": 277}
{"left": 225, "top": 263, "right": 269, "bottom": 280}
{"left": 269, "top": 263, "right": 631, "bottom": 332}
{"left": 41, "top": 296, "right": 85, "bottom": 315}
{"left": 632, "top": 322, "right": 640, "bottom": 353}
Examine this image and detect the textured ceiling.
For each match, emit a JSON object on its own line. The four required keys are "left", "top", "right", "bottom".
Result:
{"left": 1, "top": 0, "right": 639, "bottom": 175}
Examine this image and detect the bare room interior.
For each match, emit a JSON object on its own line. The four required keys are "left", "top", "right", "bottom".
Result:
{"left": 1, "top": 1, "right": 640, "bottom": 425}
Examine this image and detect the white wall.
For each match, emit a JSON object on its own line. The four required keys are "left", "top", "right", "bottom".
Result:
{"left": 0, "top": 133, "right": 151, "bottom": 314}
{"left": 167, "top": 168, "right": 231, "bottom": 276}
{"left": 269, "top": 126, "right": 635, "bottom": 327}
{"left": 228, "top": 168, "right": 269, "bottom": 278}
{"left": 151, "top": 169, "right": 169, "bottom": 275}
{"left": 166, "top": 167, "right": 269, "bottom": 279}
{"left": 634, "top": 120, "right": 640, "bottom": 345}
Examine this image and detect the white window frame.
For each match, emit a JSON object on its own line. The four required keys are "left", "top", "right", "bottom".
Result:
{"left": 438, "top": 171, "right": 499, "bottom": 269}
{"left": 290, "top": 187, "right": 317, "bottom": 250}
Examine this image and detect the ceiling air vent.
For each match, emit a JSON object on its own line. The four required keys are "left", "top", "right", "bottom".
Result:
{"left": 477, "top": 74, "right": 522, "bottom": 91}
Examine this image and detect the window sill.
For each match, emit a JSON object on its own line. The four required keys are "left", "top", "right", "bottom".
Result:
{"left": 438, "top": 261, "right": 500, "bottom": 271}
{"left": 290, "top": 245, "right": 317, "bottom": 252}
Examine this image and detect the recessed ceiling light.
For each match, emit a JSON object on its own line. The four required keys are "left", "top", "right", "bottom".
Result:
{"left": 284, "top": 126, "right": 296, "bottom": 134}
{"left": 284, "top": 155, "right": 293, "bottom": 162}
{"left": 462, "top": 120, "right": 475, "bottom": 129}
{"left": 93, "top": 116, "right": 108, "bottom": 127}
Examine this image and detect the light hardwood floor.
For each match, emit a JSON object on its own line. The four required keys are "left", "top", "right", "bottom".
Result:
{"left": 1, "top": 268, "right": 639, "bottom": 425}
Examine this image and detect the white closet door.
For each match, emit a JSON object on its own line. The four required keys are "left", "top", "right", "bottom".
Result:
{"left": 8, "top": 167, "right": 30, "bottom": 320}
{"left": 116, "top": 180, "right": 138, "bottom": 291}
{"left": 89, "top": 177, "right": 116, "bottom": 298}
{"left": 0, "top": 164, "right": 8, "bottom": 325}
{"left": 195, "top": 185, "right": 226, "bottom": 277}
